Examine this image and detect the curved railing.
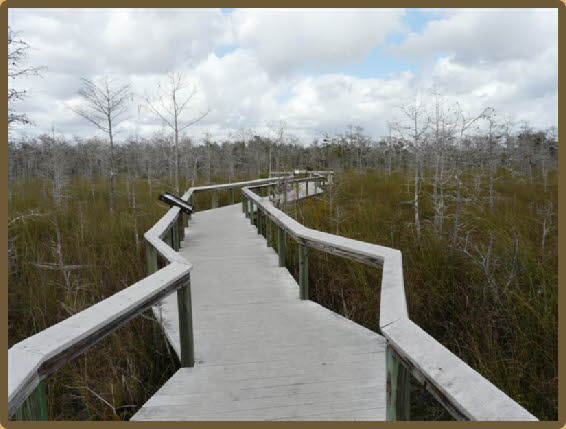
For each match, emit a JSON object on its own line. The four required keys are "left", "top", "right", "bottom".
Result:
{"left": 241, "top": 178, "right": 537, "bottom": 421}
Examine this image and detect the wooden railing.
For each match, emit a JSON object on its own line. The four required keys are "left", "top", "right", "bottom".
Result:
{"left": 9, "top": 170, "right": 536, "bottom": 421}
{"left": 7, "top": 175, "right": 298, "bottom": 420}
{"left": 241, "top": 178, "right": 538, "bottom": 422}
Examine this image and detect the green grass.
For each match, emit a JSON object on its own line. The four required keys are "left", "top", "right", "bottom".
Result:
{"left": 289, "top": 169, "right": 557, "bottom": 420}
{"left": 8, "top": 176, "right": 186, "bottom": 420}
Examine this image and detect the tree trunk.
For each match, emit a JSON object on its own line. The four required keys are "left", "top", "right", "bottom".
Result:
{"left": 414, "top": 162, "right": 421, "bottom": 240}
{"left": 108, "top": 118, "right": 115, "bottom": 212}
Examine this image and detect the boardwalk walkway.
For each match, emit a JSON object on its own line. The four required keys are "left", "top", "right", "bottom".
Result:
{"left": 131, "top": 199, "right": 387, "bottom": 420}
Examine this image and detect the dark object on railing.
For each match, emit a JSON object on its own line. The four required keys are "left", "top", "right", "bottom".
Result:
{"left": 159, "top": 192, "right": 193, "bottom": 214}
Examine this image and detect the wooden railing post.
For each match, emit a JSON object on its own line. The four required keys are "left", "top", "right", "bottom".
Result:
{"left": 250, "top": 202, "right": 255, "bottom": 226}
{"left": 386, "top": 344, "right": 410, "bottom": 421}
{"left": 189, "top": 194, "right": 195, "bottom": 213}
{"left": 178, "top": 213, "right": 185, "bottom": 243}
{"left": 211, "top": 189, "right": 218, "bottom": 209}
{"left": 15, "top": 380, "right": 47, "bottom": 421}
{"left": 172, "top": 223, "right": 180, "bottom": 252}
{"left": 266, "top": 217, "right": 271, "bottom": 247}
{"left": 257, "top": 209, "right": 262, "bottom": 235}
{"left": 305, "top": 180, "right": 309, "bottom": 196}
{"left": 146, "top": 242, "right": 158, "bottom": 275}
{"left": 243, "top": 196, "right": 249, "bottom": 217}
{"left": 230, "top": 187, "right": 235, "bottom": 205}
{"left": 278, "top": 226, "right": 286, "bottom": 267}
{"left": 176, "top": 274, "right": 195, "bottom": 368}
{"left": 299, "top": 244, "right": 308, "bottom": 300}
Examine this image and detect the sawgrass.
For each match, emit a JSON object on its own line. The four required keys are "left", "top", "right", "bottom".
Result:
{"left": 291, "top": 169, "right": 557, "bottom": 420}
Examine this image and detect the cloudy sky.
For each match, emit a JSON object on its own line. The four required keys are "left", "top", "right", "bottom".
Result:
{"left": 8, "top": 8, "right": 558, "bottom": 144}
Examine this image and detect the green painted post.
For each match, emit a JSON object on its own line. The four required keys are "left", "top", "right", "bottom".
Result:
{"left": 299, "top": 244, "right": 308, "bottom": 300}
{"left": 177, "top": 275, "right": 195, "bottom": 368}
{"left": 211, "top": 189, "right": 218, "bottom": 209}
{"left": 172, "top": 223, "right": 179, "bottom": 251}
{"left": 278, "top": 226, "right": 286, "bottom": 267}
{"left": 146, "top": 242, "right": 158, "bottom": 275}
{"left": 178, "top": 213, "right": 185, "bottom": 243}
{"left": 15, "top": 379, "right": 47, "bottom": 421}
{"left": 386, "top": 345, "right": 411, "bottom": 421}
{"left": 231, "top": 187, "right": 235, "bottom": 205}
{"left": 164, "top": 229, "right": 172, "bottom": 254}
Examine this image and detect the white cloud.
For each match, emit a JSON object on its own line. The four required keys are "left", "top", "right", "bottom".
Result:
{"left": 8, "top": 8, "right": 558, "bottom": 143}
{"left": 389, "top": 8, "right": 557, "bottom": 66}
{"left": 229, "top": 8, "right": 406, "bottom": 75}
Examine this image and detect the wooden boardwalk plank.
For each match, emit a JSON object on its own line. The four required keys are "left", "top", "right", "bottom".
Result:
{"left": 132, "top": 202, "right": 386, "bottom": 421}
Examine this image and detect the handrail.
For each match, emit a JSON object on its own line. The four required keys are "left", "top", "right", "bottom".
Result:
{"left": 8, "top": 204, "right": 192, "bottom": 418}
{"left": 241, "top": 182, "right": 537, "bottom": 421}
{"left": 7, "top": 175, "right": 307, "bottom": 419}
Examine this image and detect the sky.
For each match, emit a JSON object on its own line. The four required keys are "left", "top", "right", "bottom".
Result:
{"left": 8, "top": 8, "right": 558, "bottom": 144}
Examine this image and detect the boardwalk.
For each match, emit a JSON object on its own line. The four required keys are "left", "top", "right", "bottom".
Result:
{"left": 131, "top": 200, "right": 387, "bottom": 421}
{"left": 9, "top": 176, "right": 537, "bottom": 422}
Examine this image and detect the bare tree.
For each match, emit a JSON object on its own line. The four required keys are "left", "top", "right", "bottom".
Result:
{"left": 70, "top": 75, "right": 131, "bottom": 211}
{"left": 142, "top": 71, "right": 210, "bottom": 193}
{"left": 394, "top": 99, "right": 430, "bottom": 240}
{"left": 8, "top": 26, "right": 44, "bottom": 129}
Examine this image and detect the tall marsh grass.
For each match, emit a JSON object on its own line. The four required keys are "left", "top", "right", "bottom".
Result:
{"left": 290, "top": 169, "right": 557, "bottom": 420}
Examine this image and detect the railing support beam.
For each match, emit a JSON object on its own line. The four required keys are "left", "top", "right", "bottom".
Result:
{"left": 172, "top": 223, "right": 179, "bottom": 252}
{"left": 177, "top": 274, "right": 195, "bottom": 368}
{"left": 15, "top": 380, "right": 47, "bottom": 421}
{"left": 278, "top": 226, "right": 286, "bottom": 267}
{"left": 146, "top": 242, "right": 158, "bottom": 275}
{"left": 386, "top": 344, "right": 410, "bottom": 421}
{"left": 299, "top": 244, "right": 308, "bottom": 300}
{"left": 211, "top": 189, "right": 218, "bottom": 209}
